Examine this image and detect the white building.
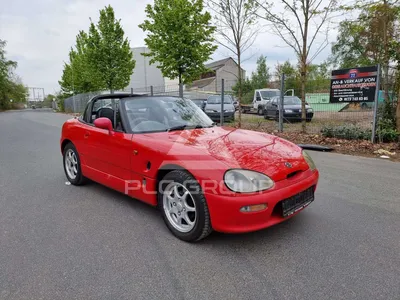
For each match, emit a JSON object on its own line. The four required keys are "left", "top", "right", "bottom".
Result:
{"left": 127, "top": 47, "right": 179, "bottom": 92}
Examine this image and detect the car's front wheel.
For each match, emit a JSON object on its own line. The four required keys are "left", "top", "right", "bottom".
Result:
{"left": 63, "top": 143, "right": 86, "bottom": 185}
{"left": 158, "top": 170, "right": 212, "bottom": 242}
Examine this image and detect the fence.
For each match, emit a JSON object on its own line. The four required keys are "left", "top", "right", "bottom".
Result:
{"left": 62, "top": 74, "right": 397, "bottom": 143}
{"left": 63, "top": 84, "right": 222, "bottom": 114}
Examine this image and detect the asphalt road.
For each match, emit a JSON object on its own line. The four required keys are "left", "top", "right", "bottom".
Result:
{"left": 0, "top": 110, "right": 399, "bottom": 300}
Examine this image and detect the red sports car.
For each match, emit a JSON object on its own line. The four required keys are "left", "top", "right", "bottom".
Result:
{"left": 61, "top": 94, "right": 319, "bottom": 242}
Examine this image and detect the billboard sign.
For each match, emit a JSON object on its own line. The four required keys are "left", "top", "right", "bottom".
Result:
{"left": 330, "top": 66, "right": 378, "bottom": 103}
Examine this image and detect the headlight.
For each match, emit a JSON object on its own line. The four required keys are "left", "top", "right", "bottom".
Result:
{"left": 303, "top": 150, "right": 316, "bottom": 170}
{"left": 284, "top": 109, "right": 293, "bottom": 113}
{"left": 225, "top": 109, "right": 234, "bottom": 112}
{"left": 224, "top": 169, "right": 274, "bottom": 193}
{"left": 205, "top": 109, "right": 214, "bottom": 113}
{"left": 307, "top": 108, "right": 313, "bottom": 112}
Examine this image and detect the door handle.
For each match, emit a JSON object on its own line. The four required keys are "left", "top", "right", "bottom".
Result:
{"left": 84, "top": 131, "right": 90, "bottom": 138}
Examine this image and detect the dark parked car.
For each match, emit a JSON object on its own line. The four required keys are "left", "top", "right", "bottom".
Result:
{"left": 264, "top": 96, "right": 314, "bottom": 122}
{"left": 190, "top": 99, "right": 207, "bottom": 111}
{"left": 205, "top": 95, "right": 235, "bottom": 122}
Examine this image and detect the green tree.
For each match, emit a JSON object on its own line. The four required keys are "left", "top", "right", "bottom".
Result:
{"left": 251, "top": 55, "right": 270, "bottom": 89}
{"left": 139, "top": 0, "right": 217, "bottom": 94}
{"left": 0, "top": 40, "right": 27, "bottom": 110}
{"left": 59, "top": 31, "right": 103, "bottom": 95}
{"left": 87, "top": 5, "right": 135, "bottom": 92}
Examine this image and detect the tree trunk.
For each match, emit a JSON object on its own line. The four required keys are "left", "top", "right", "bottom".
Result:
{"left": 237, "top": 50, "right": 242, "bottom": 128}
{"left": 179, "top": 72, "right": 183, "bottom": 98}
{"left": 301, "top": 5, "right": 309, "bottom": 133}
{"left": 383, "top": 0, "right": 389, "bottom": 105}
{"left": 396, "top": 96, "right": 400, "bottom": 132}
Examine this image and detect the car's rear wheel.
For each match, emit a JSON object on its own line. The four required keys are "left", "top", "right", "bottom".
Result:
{"left": 63, "top": 143, "right": 86, "bottom": 185}
{"left": 158, "top": 170, "right": 212, "bottom": 242}
{"left": 257, "top": 106, "right": 263, "bottom": 115}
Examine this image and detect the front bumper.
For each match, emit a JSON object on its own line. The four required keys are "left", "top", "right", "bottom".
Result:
{"left": 283, "top": 112, "right": 314, "bottom": 121}
{"left": 206, "top": 112, "right": 235, "bottom": 121}
{"left": 204, "top": 169, "right": 319, "bottom": 233}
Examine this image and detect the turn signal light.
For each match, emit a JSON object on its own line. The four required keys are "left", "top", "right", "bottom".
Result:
{"left": 240, "top": 204, "right": 268, "bottom": 213}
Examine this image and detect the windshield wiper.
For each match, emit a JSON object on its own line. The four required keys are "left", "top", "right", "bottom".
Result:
{"left": 167, "top": 124, "right": 212, "bottom": 132}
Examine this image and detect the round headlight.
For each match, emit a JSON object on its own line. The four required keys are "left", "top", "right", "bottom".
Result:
{"left": 224, "top": 169, "right": 274, "bottom": 193}
{"left": 303, "top": 150, "right": 316, "bottom": 170}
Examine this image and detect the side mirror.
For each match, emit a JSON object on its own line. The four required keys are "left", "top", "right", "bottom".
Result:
{"left": 94, "top": 117, "right": 113, "bottom": 132}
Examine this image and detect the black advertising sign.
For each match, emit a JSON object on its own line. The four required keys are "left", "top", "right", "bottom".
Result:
{"left": 330, "top": 66, "right": 378, "bottom": 103}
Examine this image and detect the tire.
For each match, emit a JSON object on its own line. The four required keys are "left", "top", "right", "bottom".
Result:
{"left": 306, "top": 118, "right": 312, "bottom": 122}
{"left": 63, "top": 142, "right": 86, "bottom": 185}
{"left": 158, "top": 170, "right": 212, "bottom": 242}
{"left": 264, "top": 114, "right": 268, "bottom": 119}
{"left": 257, "top": 106, "right": 263, "bottom": 115}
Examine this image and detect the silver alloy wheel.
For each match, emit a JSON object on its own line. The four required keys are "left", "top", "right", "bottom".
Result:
{"left": 163, "top": 182, "right": 197, "bottom": 233}
{"left": 65, "top": 149, "right": 78, "bottom": 180}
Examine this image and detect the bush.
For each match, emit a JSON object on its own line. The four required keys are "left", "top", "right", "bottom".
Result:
{"left": 321, "top": 125, "right": 372, "bottom": 140}
{"left": 377, "top": 118, "right": 400, "bottom": 143}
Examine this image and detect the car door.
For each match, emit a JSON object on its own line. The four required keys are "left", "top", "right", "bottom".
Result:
{"left": 81, "top": 98, "right": 133, "bottom": 193}
{"left": 266, "top": 98, "right": 278, "bottom": 117}
{"left": 254, "top": 91, "right": 262, "bottom": 109}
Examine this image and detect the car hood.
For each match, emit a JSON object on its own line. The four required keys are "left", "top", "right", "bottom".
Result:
{"left": 152, "top": 127, "right": 309, "bottom": 182}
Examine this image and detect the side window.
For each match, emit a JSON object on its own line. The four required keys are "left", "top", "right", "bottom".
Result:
{"left": 256, "top": 92, "right": 261, "bottom": 101}
{"left": 90, "top": 98, "right": 124, "bottom": 132}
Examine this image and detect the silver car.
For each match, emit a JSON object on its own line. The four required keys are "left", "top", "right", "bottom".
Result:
{"left": 204, "top": 95, "right": 235, "bottom": 122}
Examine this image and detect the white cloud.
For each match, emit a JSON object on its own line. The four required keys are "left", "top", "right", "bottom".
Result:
{"left": 0, "top": 0, "right": 337, "bottom": 94}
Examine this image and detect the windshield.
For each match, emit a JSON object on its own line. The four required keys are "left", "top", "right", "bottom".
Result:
{"left": 123, "top": 97, "right": 214, "bottom": 133}
{"left": 260, "top": 90, "right": 280, "bottom": 99}
{"left": 191, "top": 99, "right": 204, "bottom": 105}
{"left": 207, "top": 95, "right": 232, "bottom": 104}
{"left": 284, "top": 96, "right": 302, "bottom": 105}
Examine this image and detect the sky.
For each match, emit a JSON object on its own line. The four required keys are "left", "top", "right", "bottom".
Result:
{"left": 0, "top": 0, "right": 339, "bottom": 96}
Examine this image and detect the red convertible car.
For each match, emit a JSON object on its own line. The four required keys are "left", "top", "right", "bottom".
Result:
{"left": 61, "top": 94, "right": 319, "bottom": 242}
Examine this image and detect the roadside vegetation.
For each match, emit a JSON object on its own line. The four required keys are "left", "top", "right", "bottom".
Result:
{"left": 0, "top": 40, "right": 28, "bottom": 110}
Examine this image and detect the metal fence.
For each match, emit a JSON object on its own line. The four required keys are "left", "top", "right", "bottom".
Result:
{"left": 63, "top": 84, "right": 221, "bottom": 114}
{"left": 62, "top": 75, "right": 397, "bottom": 143}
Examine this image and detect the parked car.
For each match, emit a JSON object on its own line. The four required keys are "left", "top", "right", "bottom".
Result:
{"left": 241, "top": 88, "right": 281, "bottom": 114}
{"left": 190, "top": 98, "right": 207, "bottom": 111}
{"left": 204, "top": 95, "right": 235, "bottom": 122}
{"left": 264, "top": 96, "right": 314, "bottom": 122}
{"left": 61, "top": 94, "right": 319, "bottom": 242}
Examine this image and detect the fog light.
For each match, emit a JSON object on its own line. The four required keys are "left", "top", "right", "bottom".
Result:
{"left": 240, "top": 204, "right": 268, "bottom": 213}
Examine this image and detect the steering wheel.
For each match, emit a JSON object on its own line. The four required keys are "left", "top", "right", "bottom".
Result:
{"left": 130, "top": 117, "right": 149, "bottom": 127}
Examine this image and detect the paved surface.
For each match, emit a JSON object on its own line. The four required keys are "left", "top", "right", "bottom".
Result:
{"left": 0, "top": 110, "right": 399, "bottom": 300}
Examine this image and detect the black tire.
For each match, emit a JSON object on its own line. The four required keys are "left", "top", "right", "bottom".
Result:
{"left": 257, "top": 106, "right": 263, "bottom": 115}
{"left": 158, "top": 170, "right": 212, "bottom": 242}
{"left": 63, "top": 142, "right": 86, "bottom": 185}
{"left": 306, "top": 118, "right": 312, "bottom": 122}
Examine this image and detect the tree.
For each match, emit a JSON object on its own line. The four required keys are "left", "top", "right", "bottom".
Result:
{"left": 139, "top": 0, "right": 217, "bottom": 97}
{"left": 254, "top": 0, "right": 338, "bottom": 132}
{"left": 331, "top": 1, "right": 400, "bottom": 133}
{"left": 207, "top": 0, "right": 260, "bottom": 127}
{"left": 86, "top": 5, "right": 135, "bottom": 92}
{"left": 330, "top": 21, "right": 377, "bottom": 69}
{"left": 59, "top": 32, "right": 102, "bottom": 95}
{"left": 59, "top": 6, "right": 134, "bottom": 94}
{"left": 251, "top": 55, "right": 270, "bottom": 89}
{"left": 275, "top": 61, "right": 300, "bottom": 94}
{"left": 0, "top": 40, "right": 27, "bottom": 110}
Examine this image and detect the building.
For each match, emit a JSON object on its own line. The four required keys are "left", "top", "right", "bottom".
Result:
{"left": 127, "top": 47, "right": 179, "bottom": 92}
{"left": 189, "top": 57, "right": 246, "bottom": 93}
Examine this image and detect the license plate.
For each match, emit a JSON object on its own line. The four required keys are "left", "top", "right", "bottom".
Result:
{"left": 281, "top": 186, "right": 315, "bottom": 217}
